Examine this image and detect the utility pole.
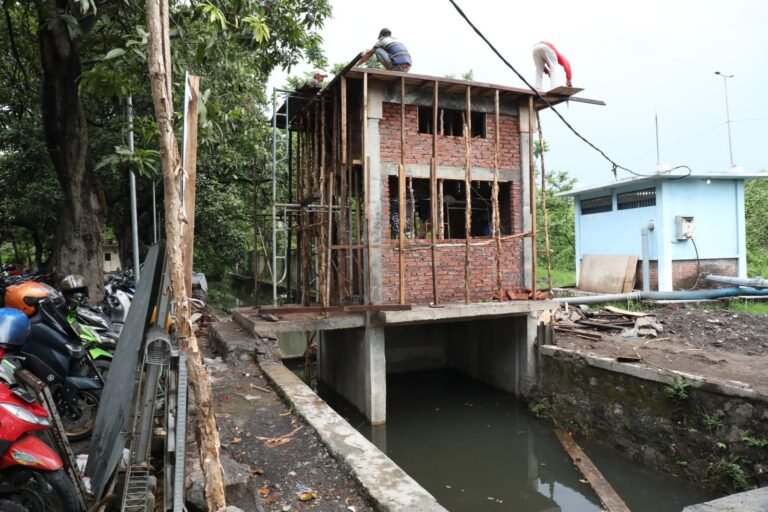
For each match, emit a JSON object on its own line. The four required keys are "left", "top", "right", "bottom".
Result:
{"left": 714, "top": 71, "right": 735, "bottom": 167}
{"left": 127, "top": 94, "right": 140, "bottom": 281}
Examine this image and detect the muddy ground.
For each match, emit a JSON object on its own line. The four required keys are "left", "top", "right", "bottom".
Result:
{"left": 196, "top": 317, "right": 373, "bottom": 512}
{"left": 555, "top": 302, "right": 768, "bottom": 394}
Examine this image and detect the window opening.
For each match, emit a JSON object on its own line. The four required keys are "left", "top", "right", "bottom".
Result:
{"left": 418, "top": 106, "right": 486, "bottom": 138}
{"left": 617, "top": 187, "right": 656, "bottom": 210}
{"left": 581, "top": 195, "right": 612, "bottom": 215}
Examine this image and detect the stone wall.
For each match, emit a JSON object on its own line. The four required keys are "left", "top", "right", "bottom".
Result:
{"left": 536, "top": 348, "right": 768, "bottom": 493}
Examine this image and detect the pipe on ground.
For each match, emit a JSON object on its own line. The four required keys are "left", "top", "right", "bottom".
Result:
{"left": 556, "top": 287, "right": 768, "bottom": 305}
{"left": 706, "top": 275, "right": 768, "bottom": 289}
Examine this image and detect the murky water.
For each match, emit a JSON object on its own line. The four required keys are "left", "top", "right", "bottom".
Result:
{"left": 301, "top": 367, "right": 716, "bottom": 512}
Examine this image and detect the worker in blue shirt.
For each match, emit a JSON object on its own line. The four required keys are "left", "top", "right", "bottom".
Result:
{"left": 358, "top": 28, "right": 412, "bottom": 72}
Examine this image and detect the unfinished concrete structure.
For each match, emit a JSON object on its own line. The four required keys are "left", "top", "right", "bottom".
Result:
{"left": 258, "top": 64, "right": 588, "bottom": 423}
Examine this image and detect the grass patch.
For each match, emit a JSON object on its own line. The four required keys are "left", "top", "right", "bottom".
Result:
{"left": 724, "top": 300, "right": 768, "bottom": 315}
{"left": 537, "top": 267, "right": 576, "bottom": 289}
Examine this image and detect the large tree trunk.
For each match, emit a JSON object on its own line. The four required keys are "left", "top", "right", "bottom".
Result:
{"left": 38, "top": 0, "right": 103, "bottom": 297}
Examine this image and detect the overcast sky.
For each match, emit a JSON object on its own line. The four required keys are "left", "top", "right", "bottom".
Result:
{"left": 268, "top": 0, "right": 768, "bottom": 187}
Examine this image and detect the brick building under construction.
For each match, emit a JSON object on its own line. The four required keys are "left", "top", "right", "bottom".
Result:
{"left": 269, "top": 62, "right": 586, "bottom": 307}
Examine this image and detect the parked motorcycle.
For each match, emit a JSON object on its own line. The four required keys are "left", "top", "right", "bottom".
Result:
{"left": 0, "top": 308, "right": 80, "bottom": 511}
{"left": 100, "top": 271, "right": 134, "bottom": 335}
{"left": 4, "top": 283, "right": 103, "bottom": 441}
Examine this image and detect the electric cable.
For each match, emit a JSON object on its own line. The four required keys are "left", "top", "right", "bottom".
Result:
{"left": 687, "top": 237, "right": 702, "bottom": 291}
{"left": 446, "top": 0, "right": 692, "bottom": 181}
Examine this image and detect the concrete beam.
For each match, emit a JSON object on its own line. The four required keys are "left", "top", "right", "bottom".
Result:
{"left": 232, "top": 308, "right": 365, "bottom": 335}
{"left": 682, "top": 487, "right": 768, "bottom": 511}
{"left": 539, "top": 345, "right": 768, "bottom": 402}
{"left": 262, "top": 362, "right": 448, "bottom": 512}
{"left": 381, "top": 162, "right": 518, "bottom": 182}
{"left": 378, "top": 301, "right": 557, "bottom": 325}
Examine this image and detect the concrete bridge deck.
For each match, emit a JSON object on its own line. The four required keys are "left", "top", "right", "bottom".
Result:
{"left": 232, "top": 300, "right": 557, "bottom": 424}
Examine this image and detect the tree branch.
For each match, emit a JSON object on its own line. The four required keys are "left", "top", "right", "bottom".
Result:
{"left": 3, "top": 6, "right": 31, "bottom": 91}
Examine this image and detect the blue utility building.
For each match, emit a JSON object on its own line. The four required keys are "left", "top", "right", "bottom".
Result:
{"left": 559, "top": 170, "right": 767, "bottom": 291}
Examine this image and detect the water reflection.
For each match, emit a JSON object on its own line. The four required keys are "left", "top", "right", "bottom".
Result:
{"left": 314, "top": 369, "right": 713, "bottom": 512}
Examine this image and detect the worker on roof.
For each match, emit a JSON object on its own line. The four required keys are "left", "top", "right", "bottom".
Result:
{"left": 358, "top": 28, "right": 412, "bottom": 72}
{"left": 298, "top": 69, "right": 328, "bottom": 93}
{"left": 532, "top": 41, "right": 572, "bottom": 91}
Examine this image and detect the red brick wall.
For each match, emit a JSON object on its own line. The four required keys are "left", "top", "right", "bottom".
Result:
{"left": 379, "top": 103, "right": 520, "bottom": 169}
{"left": 635, "top": 259, "right": 738, "bottom": 291}
{"left": 379, "top": 168, "right": 524, "bottom": 304}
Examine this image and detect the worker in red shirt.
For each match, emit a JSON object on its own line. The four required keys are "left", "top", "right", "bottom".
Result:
{"left": 532, "top": 41, "right": 572, "bottom": 91}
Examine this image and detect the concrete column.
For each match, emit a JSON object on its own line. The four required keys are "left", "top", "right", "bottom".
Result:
{"left": 317, "top": 324, "right": 387, "bottom": 424}
{"left": 519, "top": 106, "right": 533, "bottom": 288}
{"left": 657, "top": 181, "right": 673, "bottom": 291}
{"left": 367, "top": 83, "right": 385, "bottom": 304}
{"left": 735, "top": 180, "right": 747, "bottom": 278}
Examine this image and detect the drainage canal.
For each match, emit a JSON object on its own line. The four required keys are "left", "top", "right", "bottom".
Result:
{"left": 288, "top": 363, "right": 715, "bottom": 511}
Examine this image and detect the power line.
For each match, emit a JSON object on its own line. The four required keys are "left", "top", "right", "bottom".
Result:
{"left": 446, "top": 0, "right": 691, "bottom": 181}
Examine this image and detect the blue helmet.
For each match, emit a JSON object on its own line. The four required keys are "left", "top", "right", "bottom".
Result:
{"left": 0, "top": 307, "right": 30, "bottom": 348}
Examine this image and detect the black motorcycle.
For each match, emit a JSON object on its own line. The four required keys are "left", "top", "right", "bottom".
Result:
{"left": 14, "top": 297, "right": 103, "bottom": 441}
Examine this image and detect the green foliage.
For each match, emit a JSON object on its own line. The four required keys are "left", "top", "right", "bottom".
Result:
{"left": 702, "top": 412, "right": 724, "bottom": 432}
{"left": 536, "top": 266, "right": 575, "bottom": 289}
{"left": 706, "top": 454, "right": 751, "bottom": 492}
{"left": 740, "top": 431, "right": 768, "bottom": 448}
{"left": 530, "top": 402, "right": 546, "bottom": 417}
{"left": 536, "top": 167, "right": 576, "bottom": 274}
{"left": 745, "top": 178, "right": 768, "bottom": 277}
{"left": 664, "top": 376, "right": 691, "bottom": 401}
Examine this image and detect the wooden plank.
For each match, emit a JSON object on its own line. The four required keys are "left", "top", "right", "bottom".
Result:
{"left": 554, "top": 429, "right": 631, "bottom": 512}
{"left": 343, "top": 304, "right": 412, "bottom": 313}
{"left": 578, "top": 255, "right": 639, "bottom": 294}
{"left": 339, "top": 78, "right": 348, "bottom": 304}
{"left": 576, "top": 319, "right": 626, "bottom": 331}
{"left": 363, "top": 73, "right": 373, "bottom": 304}
{"left": 604, "top": 305, "right": 649, "bottom": 317}
{"left": 258, "top": 305, "right": 337, "bottom": 315}
{"left": 545, "top": 85, "right": 585, "bottom": 97}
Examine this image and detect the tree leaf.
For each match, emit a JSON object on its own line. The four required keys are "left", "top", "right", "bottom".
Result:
{"left": 104, "top": 48, "right": 126, "bottom": 60}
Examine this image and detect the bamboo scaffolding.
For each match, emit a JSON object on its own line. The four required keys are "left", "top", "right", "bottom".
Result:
{"left": 355, "top": 165, "right": 363, "bottom": 298}
{"left": 528, "top": 96, "right": 537, "bottom": 298}
{"left": 493, "top": 90, "right": 503, "bottom": 300}
{"left": 431, "top": 81, "right": 439, "bottom": 304}
{"left": 398, "top": 76, "right": 406, "bottom": 304}
{"left": 536, "top": 112, "right": 553, "bottom": 296}
{"left": 464, "top": 86, "right": 472, "bottom": 304}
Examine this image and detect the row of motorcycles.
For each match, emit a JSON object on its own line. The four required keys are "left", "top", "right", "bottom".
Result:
{"left": 0, "top": 270, "right": 135, "bottom": 511}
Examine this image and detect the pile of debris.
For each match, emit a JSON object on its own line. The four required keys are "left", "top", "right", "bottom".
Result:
{"left": 553, "top": 305, "right": 665, "bottom": 341}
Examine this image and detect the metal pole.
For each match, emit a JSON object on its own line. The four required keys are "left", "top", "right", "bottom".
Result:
{"left": 715, "top": 71, "right": 735, "bottom": 167}
{"left": 127, "top": 94, "right": 140, "bottom": 281}
{"left": 271, "top": 88, "right": 278, "bottom": 305}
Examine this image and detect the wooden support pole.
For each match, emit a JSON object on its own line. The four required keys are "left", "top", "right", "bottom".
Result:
{"left": 339, "top": 78, "right": 348, "bottom": 304}
{"left": 182, "top": 74, "right": 200, "bottom": 294}
{"left": 363, "top": 72, "right": 374, "bottom": 304}
{"left": 320, "top": 101, "right": 327, "bottom": 305}
{"left": 145, "top": 2, "right": 225, "bottom": 510}
{"left": 493, "top": 90, "right": 503, "bottom": 300}
{"left": 355, "top": 166, "right": 363, "bottom": 297}
{"left": 464, "top": 86, "right": 472, "bottom": 304}
{"left": 431, "top": 81, "right": 439, "bottom": 304}
{"left": 326, "top": 96, "right": 336, "bottom": 305}
{"left": 398, "top": 76, "right": 406, "bottom": 304}
{"left": 528, "top": 96, "right": 537, "bottom": 298}
{"left": 537, "top": 112, "right": 553, "bottom": 296}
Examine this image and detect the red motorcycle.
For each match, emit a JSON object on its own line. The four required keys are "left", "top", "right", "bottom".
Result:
{"left": 0, "top": 308, "right": 80, "bottom": 511}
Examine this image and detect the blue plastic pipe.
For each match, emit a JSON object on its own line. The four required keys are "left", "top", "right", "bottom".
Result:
{"left": 556, "top": 287, "right": 768, "bottom": 305}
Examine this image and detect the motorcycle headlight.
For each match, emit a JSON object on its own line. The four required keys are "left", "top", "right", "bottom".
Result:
{"left": 0, "top": 403, "right": 50, "bottom": 427}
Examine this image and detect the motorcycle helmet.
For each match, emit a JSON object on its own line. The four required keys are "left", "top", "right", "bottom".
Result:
{"left": 60, "top": 274, "right": 89, "bottom": 304}
{"left": 5, "top": 281, "right": 65, "bottom": 317}
{"left": 0, "top": 307, "right": 30, "bottom": 348}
